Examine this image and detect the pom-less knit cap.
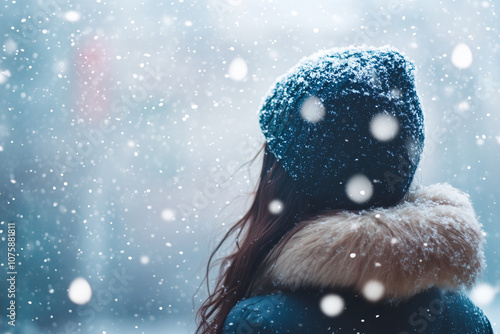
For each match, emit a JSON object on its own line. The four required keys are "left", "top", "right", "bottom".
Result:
{"left": 259, "top": 46, "right": 425, "bottom": 210}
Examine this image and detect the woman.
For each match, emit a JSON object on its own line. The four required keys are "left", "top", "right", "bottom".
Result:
{"left": 196, "top": 47, "right": 493, "bottom": 333}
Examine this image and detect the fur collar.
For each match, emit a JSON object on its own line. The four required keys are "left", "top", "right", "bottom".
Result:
{"left": 251, "top": 183, "right": 486, "bottom": 301}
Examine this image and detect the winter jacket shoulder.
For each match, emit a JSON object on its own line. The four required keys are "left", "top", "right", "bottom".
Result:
{"left": 223, "top": 183, "right": 494, "bottom": 333}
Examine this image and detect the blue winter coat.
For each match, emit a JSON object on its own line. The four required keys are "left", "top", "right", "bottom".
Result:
{"left": 222, "top": 287, "right": 493, "bottom": 333}
{"left": 222, "top": 184, "right": 494, "bottom": 333}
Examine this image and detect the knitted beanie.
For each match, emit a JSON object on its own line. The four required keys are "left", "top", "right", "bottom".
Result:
{"left": 259, "top": 47, "right": 425, "bottom": 210}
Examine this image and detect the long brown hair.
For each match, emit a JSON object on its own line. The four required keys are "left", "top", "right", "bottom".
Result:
{"left": 195, "top": 142, "right": 325, "bottom": 333}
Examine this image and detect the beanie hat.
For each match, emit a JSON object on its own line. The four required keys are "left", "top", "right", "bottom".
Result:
{"left": 259, "top": 46, "right": 425, "bottom": 210}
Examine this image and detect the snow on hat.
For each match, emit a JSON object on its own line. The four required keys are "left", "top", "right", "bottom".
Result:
{"left": 259, "top": 46, "right": 425, "bottom": 209}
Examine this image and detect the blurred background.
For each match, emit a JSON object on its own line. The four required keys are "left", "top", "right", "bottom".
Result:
{"left": 0, "top": 0, "right": 499, "bottom": 333}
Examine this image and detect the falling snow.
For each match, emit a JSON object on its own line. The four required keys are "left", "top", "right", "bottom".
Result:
{"left": 345, "top": 174, "right": 374, "bottom": 204}
{"left": 68, "top": 277, "right": 93, "bottom": 305}
{"left": 300, "top": 96, "right": 326, "bottom": 123}
{"left": 451, "top": 43, "right": 474, "bottom": 69}
{"left": 320, "top": 294, "right": 345, "bottom": 317}
{"left": 362, "top": 280, "right": 385, "bottom": 302}
{"left": 0, "top": 0, "right": 499, "bottom": 333}
{"left": 268, "top": 199, "right": 284, "bottom": 214}
{"left": 370, "top": 113, "right": 400, "bottom": 142}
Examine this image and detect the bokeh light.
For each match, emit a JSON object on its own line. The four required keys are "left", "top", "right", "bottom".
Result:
{"left": 320, "top": 294, "right": 344, "bottom": 317}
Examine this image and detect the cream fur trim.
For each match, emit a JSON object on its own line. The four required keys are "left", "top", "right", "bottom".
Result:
{"left": 252, "top": 183, "right": 486, "bottom": 300}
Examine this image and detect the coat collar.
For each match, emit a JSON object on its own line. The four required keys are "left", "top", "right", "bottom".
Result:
{"left": 251, "top": 183, "right": 486, "bottom": 301}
